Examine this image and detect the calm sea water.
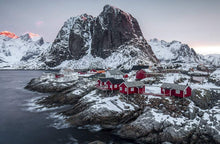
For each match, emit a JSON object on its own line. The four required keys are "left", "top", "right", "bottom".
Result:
{"left": 0, "top": 70, "right": 134, "bottom": 144}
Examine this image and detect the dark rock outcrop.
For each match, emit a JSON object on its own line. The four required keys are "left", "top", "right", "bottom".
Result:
{"left": 45, "top": 5, "right": 158, "bottom": 67}
{"left": 25, "top": 78, "right": 75, "bottom": 93}
{"left": 91, "top": 5, "right": 143, "bottom": 58}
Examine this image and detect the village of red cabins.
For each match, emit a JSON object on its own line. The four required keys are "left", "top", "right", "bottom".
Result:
{"left": 95, "top": 65, "right": 192, "bottom": 98}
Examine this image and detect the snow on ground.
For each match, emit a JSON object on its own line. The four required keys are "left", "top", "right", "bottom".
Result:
{"left": 81, "top": 90, "right": 137, "bottom": 113}
{"left": 40, "top": 72, "right": 78, "bottom": 83}
{"left": 145, "top": 85, "right": 161, "bottom": 94}
{"left": 150, "top": 108, "right": 187, "bottom": 126}
{"left": 71, "top": 89, "right": 84, "bottom": 95}
{"left": 161, "top": 73, "right": 190, "bottom": 84}
{"left": 210, "top": 68, "right": 220, "bottom": 80}
{"left": 188, "top": 70, "right": 209, "bottom": 75}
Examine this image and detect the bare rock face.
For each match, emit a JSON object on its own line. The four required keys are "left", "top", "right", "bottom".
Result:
{"left": 91, "top": 5, "right": 143, "bottom": 58}
{"left": 45, "top": 5, "right": 158, "bottom": 67}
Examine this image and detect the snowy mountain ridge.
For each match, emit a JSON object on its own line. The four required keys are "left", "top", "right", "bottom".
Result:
{"left": 0, "top": 32, "right": 50, "bottom": 69}
{"left": 148, "top": 38, "right": 220, "bottom": 67}
{"left": 45, "top": 5, "right": 158, "bottom": 68}
{"left": 0, "top": 5, "right": 220, "bottom": 69}
{"left": 148, "top": 38, "right": 201, "bottom": 63}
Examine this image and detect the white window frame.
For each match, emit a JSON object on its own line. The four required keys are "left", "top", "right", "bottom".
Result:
{"left": 176, "top": 90, "right": 180, "bottom": 94}
{"left": 120, "top": 87, "right": 122, "bottom": 91}
{"left": 110, "top": 85, "right": 112, "bottom": 88}
{"left": 131, "top": 88, "right": 134, "bottom": 92}
{"left": 184, "top": 89, "right": 187, "bottom": 94}
{"left": 114, "top": 85, "right": 117, "bottom": 88}
{"left": 125, "top": 88, "right": 127, "bottom": 91}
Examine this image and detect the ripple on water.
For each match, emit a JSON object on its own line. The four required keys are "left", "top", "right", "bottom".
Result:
{"left": 78, "top": 124, "right": 102, "bottom": 132}
{"left": 22, "top": 96, "right": 65, "bottom": 112}
{"left": 46, "top": 112, "right": 71, "bottom": 129}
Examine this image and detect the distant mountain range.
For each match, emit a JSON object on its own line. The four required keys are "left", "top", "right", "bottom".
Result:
{"left": 0, "top": 31, "right": 50, "bottom": 69}
{"left": 0, "top": 5, "right": 219, "bottom": 69}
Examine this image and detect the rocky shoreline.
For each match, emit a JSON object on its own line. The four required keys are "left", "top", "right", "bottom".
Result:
{"left": 25, "top": 75, "right": 220, "bottom": 144}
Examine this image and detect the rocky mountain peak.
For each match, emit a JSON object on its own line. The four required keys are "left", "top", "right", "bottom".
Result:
{"left": 45, "top": 5, "right": 157, "bottom": 67}
{"left": 19, "top": 32, "right": 42, "bottom": 42}
{"left": 102, "top": 4, "right": 120, "bottom": 14}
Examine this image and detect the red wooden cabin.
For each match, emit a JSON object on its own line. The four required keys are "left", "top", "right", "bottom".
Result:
{"left": 136, "top": 69, "right": 162, "bottom": 80}
{"left": 97, "top": 78, "right": 114, "bottom": 87}
{"left": 160, "top": 83, "right": 192, "bottom": 98}
{"left": 119, "top": 81, "right": 145, "bottom": 95}
{"left": 136, "top": 69, "right": 147, "bottom": 79}
{"left": 106, "top": 79, "right": 124, "bottom": 90}
{"left": 90, "top": 69, "right": 97, "bottom": 73}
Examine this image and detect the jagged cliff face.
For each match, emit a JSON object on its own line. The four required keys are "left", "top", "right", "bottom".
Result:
{"left": 91, "top": 5, "right": 143, "bottom": 58}
{"left": 45, "top": 5, "right": 158, "bottom": 67}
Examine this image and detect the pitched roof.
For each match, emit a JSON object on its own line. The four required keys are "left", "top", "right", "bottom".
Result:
{"left": 121, "top": 69, "right": 132, "bottom": 73}
{"left": 161, "top": 83, "right": 189, "bottom": 91}
{"left": 123, "top": 81, "right": 144, "bottom": 88}
{"left": 99, "top": 78, "right": 114, "bottom": 82}
{"left": 108, "top": 79, "right": 124, "bottom": 84}
{"left": 131, "top": 65, "right": 149, "bottom": 70}
{"left": 107, "top": 70, "right": 124, "bottom": 75}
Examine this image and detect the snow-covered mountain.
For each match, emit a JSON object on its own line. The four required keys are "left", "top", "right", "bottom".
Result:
{"left": 0, "top": 5, "right": 219, "bottom": 70}
{"left": 148, "top": 38, "right": 220, "bottom": 67}
{"left": 0, "top": 31, "right": 50, "bottom": 69}
{"left": 204, "top": 54, "right": 220, "bottom": 67}
{"left": 44, "top": 5, "right": 158, "bottom": 69}
{"left": 148, "top": 38, "right": 202, "bottom": 63}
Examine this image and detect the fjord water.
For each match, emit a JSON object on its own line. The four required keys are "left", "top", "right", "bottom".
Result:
{"left": 0, "top": 70, "right": 132, "bottom": 144}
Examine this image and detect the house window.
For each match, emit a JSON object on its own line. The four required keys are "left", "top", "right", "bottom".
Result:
{"left": 114, "top": 85, "right": 117, "bottom": 88}
{"left": 131, "top": 88, "right": 134, "bottom": 91}
{"left": 120, "top": 87, "right": 122, "bottom": 91}
{"left": 125, "top": 88, "right": 127, "bottom": 91}
{"left": 110, "top": 85, "right": 112, "bottom": 88}
{"left": 176, "top": 90, "right": 180, "bottom": 94}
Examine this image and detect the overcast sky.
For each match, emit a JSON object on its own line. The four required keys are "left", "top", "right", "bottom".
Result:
{"left": 0, "top": 0, "right": 219, "bottom": 54}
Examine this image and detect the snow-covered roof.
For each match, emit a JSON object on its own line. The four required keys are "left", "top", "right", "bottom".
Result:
{"left": 161, "top": 83, "right": 189, "bottom": 90}
{"left": 124, "top": 81, "right": 144, "bottom": 88}
{"left": 131, "top": 65, "right": 149, "bottom": 70}
{"left": 107, "top": 70, "right": 124, "bottom": 75}
{"left": 108, "top": 79, "right": 124, "bottom": 84}
{"left": 99, "top": 78, "right": 114, "bottom": 82}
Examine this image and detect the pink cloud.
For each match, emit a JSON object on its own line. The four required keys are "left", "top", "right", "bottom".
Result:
{"left": 35, "top": 21, "right": 44, "bottom": 27}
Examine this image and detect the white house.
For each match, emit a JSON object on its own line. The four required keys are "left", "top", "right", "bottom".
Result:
{"left": 106, "top": 70, "right": 124, "bottom": 79}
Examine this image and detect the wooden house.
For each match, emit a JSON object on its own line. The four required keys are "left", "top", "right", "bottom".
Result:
{"left": 97, "top": 78, "right": 114, "bottom": 87}
{"left": 90, "top": 69, "right": 97, "bottom": 73}
{"left": 160, "top": 83, "right": 191, "bottom": 98}
{"left": 106, "top": 79, "right": 124, "bottom": 90}
{"left": 106, "top": 70, "right": 124, "bottom": 79}
{"left": 119, "top": 81, "right": 145, "bottom": 94}
{"left": 131, "top": 65, "right": 149, "bottom": 71}
{"left": 136, "top": 69, "right": 162, "bottom": 80}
